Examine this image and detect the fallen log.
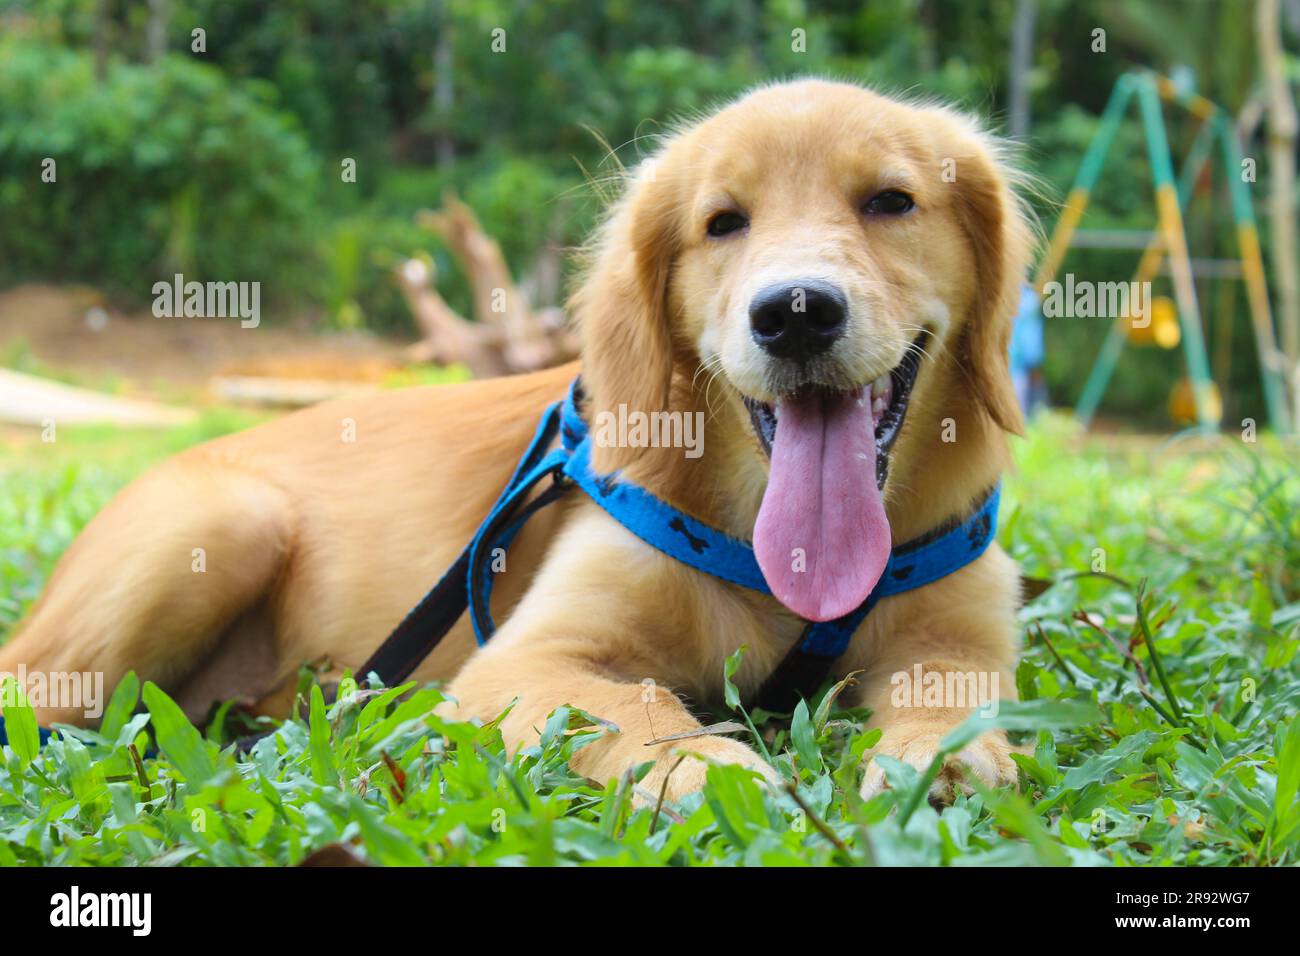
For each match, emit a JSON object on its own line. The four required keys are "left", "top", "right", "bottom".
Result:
{"left": 0, "top": 368, "right": 195, "bottom": 428}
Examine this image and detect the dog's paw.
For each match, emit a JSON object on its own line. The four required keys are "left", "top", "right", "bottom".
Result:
{"left": 639, "top": 734, "right": 779, "bottom": 803}
{"left": 860, "top": 722, "right": 1018, "bottom": 806}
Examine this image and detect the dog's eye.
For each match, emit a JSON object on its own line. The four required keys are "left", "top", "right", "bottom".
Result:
{"left": 863, "top": 190, "right": 915, "bottom": 216}
{"left": 706, "top": 211, "right": 748, "bottom": 237}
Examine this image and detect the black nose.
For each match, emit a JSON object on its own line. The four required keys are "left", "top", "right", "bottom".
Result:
{"left": 749, "top": 280, "right": 848, "bottom": 361}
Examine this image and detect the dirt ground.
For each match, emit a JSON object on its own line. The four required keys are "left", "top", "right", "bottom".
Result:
{"left": 0, "top": 283, "right": 411, "bottom": 393}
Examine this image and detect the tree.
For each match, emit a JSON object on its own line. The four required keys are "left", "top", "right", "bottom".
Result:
{"left": 1257, "top": 0, "right": 1300, "bottom": 422}
{"left": 1008, "top": 0, "right": 1036, "bottom": 139}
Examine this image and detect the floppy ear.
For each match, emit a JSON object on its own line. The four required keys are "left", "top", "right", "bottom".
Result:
{"left": 570, "top": 158, "right": 680, "bottom": 464}
{"left": 946, "top": 121, "right": 1034, "bottom": 436}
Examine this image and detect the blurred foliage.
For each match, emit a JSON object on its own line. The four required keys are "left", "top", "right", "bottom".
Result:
{"left": 0, "top": 35, "right": 321, "bottom": 302}
{"left": 0, "top": 0, "right": 1294, "bottom": 424}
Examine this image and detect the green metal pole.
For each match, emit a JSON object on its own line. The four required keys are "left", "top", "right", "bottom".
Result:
{"left": 1214, "top": 113, "right": 1292, "bottom": 434}
{"left": 1075, "top": 316, "right": 1129, "bottom": 428}
{"left": 1035, "top": 74, "right": 1136, "bottom": 292}
{"left": 1066, "top": 75, "right": 1141, "bottom": 429}
{"left": 1137, "top": 74, "right": 1219, "bottom": 431}
{"left": 1078, "top": 74, "right": 1138, "bottom": 192}
{"left": 1076, "top": 76, "right": 1217, "bottom": 430}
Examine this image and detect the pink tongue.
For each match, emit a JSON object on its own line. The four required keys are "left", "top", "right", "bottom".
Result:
{"left": 753, "top": 391, "right": 891, "bottom": 622}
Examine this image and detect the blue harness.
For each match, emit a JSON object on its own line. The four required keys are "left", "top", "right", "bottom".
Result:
{"left": 360, "top": 377, "right": 1000, "bottom": 710}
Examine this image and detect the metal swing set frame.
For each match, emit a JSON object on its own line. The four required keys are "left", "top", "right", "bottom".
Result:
{"left": 1032, "top": 70, "right": 1292, "bottom": 435}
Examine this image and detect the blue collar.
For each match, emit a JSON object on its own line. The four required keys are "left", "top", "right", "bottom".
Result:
{"left": 466, "top": 378, "right": 1000, "bottom": 664}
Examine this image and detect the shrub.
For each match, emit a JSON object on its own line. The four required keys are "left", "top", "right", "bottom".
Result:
{"left": 0, "top": 38, "right": 323, "bottom": 305}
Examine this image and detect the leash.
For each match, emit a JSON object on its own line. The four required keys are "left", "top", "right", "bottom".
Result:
{"left": 352, "top": 377, "right": 1000, "bottom": 713}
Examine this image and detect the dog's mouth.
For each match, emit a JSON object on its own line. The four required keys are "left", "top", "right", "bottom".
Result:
{"left": 742, "top": 332, "right": 924, "bottom": 489}
{"left": 743, "top": 333, "right": 926, "bottom": 623}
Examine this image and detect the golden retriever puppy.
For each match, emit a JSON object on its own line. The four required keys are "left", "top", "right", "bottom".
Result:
{"left": 0, "top": 79, "right": 1031, "bottom": 803}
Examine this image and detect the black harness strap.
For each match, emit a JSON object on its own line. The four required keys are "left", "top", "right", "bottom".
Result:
{"left": 358, "top": 547, "right": 472, "bottom": 688}
{"left": 756, "top": 630, "right": 843, "bottom": 713}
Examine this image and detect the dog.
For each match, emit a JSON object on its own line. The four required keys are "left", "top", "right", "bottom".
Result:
{"left": 0, "top": 79, "right": 1033, "bottom": 803}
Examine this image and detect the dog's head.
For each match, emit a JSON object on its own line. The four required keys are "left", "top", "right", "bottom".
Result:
{"left": 572, "top": 79, "right": 1033, "bottom": 621}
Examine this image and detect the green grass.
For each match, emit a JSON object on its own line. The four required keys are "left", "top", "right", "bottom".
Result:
{"left": 0, "top": 412, "right": 1297, "bottom": 866}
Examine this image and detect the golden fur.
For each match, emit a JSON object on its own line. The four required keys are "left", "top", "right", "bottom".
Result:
{"left": 0, "top": 80, "right": 1033, "bottom": 802}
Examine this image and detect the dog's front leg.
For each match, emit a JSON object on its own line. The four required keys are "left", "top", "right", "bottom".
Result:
{"left": 444, "top": 636, "right": 776, "bottom": 801}
{"left": 857, "top": 659, "right": 1020, "bottom": 805}
{"left": 853, "top": 554, "right": 1023, "bottom": 804}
